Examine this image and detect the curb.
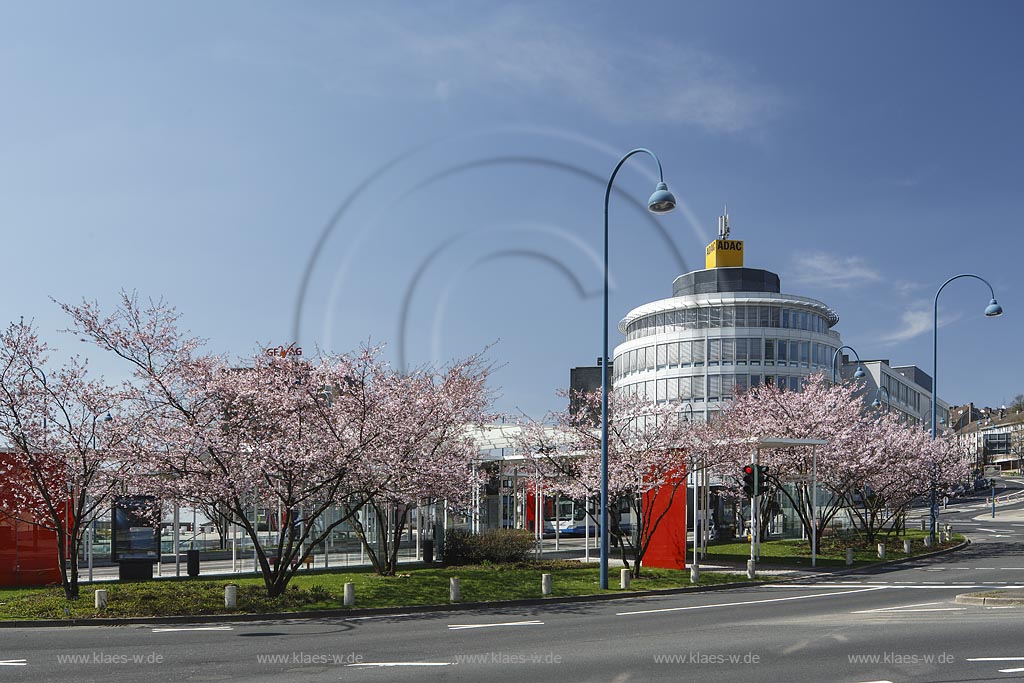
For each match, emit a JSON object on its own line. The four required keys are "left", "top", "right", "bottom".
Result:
{"left": 955, "top": 593, "right": 1024, "bottom": 607}
{"left": 0, "top": 540, "right": 971, "bottom": 628}
{"left": 701, "top": 538, "right": 970, "bottom": 578}
{"left": 821, "top": 539, "right": 970, "bottom": 577}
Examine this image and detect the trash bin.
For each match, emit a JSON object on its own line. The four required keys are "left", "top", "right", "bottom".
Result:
{"left": 423, "top": 539, "right": 434, "bottom": 564}
{"left": 186, "top": 550, "right": 200, "bottom": 577}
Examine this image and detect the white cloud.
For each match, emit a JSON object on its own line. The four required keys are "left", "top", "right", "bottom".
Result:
{"left": 879, "top": 308, "right": 962, "bottom": 345}
{"left": 790, "top": 252, "right": 882, "bottom": 290}
{"left": 221, "top": 7, "right": 787, "bottom": 134}
{"left": 396, "top": 13, "right": 785, "bottom": 133}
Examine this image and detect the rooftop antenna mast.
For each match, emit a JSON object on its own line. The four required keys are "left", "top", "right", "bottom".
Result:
{"left": 717, "top": 204, "right": 730, "bottom": 239}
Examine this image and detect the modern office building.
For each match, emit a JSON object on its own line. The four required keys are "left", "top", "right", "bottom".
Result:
{"left": 848, "top": 360, "right": 949, "bottom": 428}
{"left": 611, "top": 213, "right": 847, "bottom": 421}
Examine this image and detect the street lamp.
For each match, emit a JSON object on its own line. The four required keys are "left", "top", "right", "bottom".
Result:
{"left": 930, "top": 274, "right": 1003, "bottom": 545}
{"left": 600, "top": 148, "right": 676, "bottom": 590}
{"left": 830, "top": 345, "right": 866, "bottom": 385}
{"left": 871, "top": 386, "right": 891, "bottom": 413}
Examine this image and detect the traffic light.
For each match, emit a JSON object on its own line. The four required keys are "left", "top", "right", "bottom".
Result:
{"left": 742, "top": 464, "right": 770, "bottom": 498}
{"left": 742, "top": 465, "right": 755, "bottom": 497}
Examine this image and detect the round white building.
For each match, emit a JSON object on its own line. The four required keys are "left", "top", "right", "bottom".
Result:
{"left": 612, "top": 220, "right": 844, "bottom": 421}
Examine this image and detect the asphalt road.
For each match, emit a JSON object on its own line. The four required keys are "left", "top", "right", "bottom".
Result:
{"left": 5, "top": 480, "right": 1024, "bottom": 683}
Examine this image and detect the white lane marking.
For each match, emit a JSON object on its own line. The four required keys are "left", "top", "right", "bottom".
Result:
{"left": 346, "top": 613, "right": 417, "bottom": 621}
{"left": 0, "top": 660, "right": 27, "bottom": 666}
{"left": 967, "top": 657, "right": 1024, "bottom": 661}
{"left": 1001, "top": 667, "right": 1024, "bottom": 673}
{"left": 762, "top": 583, "right": 888, "bottom": 588}
{"left": 1000, "top": 568, "right": 1024, "bottom": 570}
{"left": 448, "top": 620, "right": 543, "bottom": 631}
{"left": 616, "top": 587, "right": 885, "bottom": 616}
{"left": 879, "top": 608, "right": 965, "bottom": 612}
{"left": 977, "top": 529, "right": 997, "bottom": 533}
{"left": 346, "top": 662, "right": 454, "bottom": 667}
{"left": 853, "top": 602, "right": 943, "bottom": 613}
{"left": 151, "top": 626, "right": 234, "bottom": 633}
{"left": 987, "top": 606, "right": 1016, "bottom": 609}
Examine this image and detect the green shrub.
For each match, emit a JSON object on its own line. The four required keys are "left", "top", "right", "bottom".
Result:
{"left": 443, "top": 529, "right": 478, "bottom": 565}
{"left": 443, "top": 528, "right": 537, "bottom": 565}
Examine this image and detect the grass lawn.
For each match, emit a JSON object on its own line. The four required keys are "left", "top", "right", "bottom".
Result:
{"left": 704, "top": 529, "right": 965, "bottom": 567}
{"left": 0, "top": 562, "right": 754, "bottom": 620}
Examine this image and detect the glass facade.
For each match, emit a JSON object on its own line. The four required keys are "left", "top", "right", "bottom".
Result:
{"left": 614, "top": 294, "right": 843, "bottom": 420}
{"left": 625, "top": 305, "right": 831, "bottom": 341}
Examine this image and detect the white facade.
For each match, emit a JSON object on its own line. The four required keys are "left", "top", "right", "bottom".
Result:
{"left": 611, "top": 273, "right": 844, "bottom": 422}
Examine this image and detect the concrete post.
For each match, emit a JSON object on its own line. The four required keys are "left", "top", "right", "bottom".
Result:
{"left": 620, "top": 568, "right": 630, "bottom": 590}
{"left": 690, "top": 562, "right": 700, "bottom": 584}
{"left": 343, "top": 582, "right": 355, "bottom": 607}
{"left": 877, "top": 543, "right": 885, "bottom": 560}
{"left": 542, "top": 573, "right": 552, "bottom": 595}
{"left": 746, "top": 559, "right": 756, "bottom": 580}
{"left": 450, "top": 577, "right": 460, "bottom": 603}
{"left": 224, "top": 584, "right": 237, "bottom": 609}
{"left": 904, "top": 539, "right": 912, "bottom": 554}
{"left": 845, "top": 548, "right": 854, "bottom": 566}
{"left": 920, "top": 518, "right": 926, "bottom": 531}
{"left": 923, "top": 535, "right": 933, "bottom": 548}
{"left": 94, "top": 589, "right": 108, "bottom": 610}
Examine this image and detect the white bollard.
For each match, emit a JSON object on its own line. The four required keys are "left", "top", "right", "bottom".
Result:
{"left": 690, "top": 561, "right": 700, "bottom": 584}
{"left": 620, "top": 568, "right": 630, "bottom": 590}
{"left": 877, "top": 543, "right": 886, "bottom": 560}
{"left": 904, "top": 539, "right": 912, "bottom": 554}
{"left": 450, "top": 577, "right": 460, "bottom": 603}
{"left": 746, "top": 559, "right": 756, "bottom": 580}
{"left": 94, "top": 589, "right": 108, "bottom": 610}
{"left": 224, "top": 584, "right": 237, "bottom": 609}
{"left": 920, "top": 519, "right": 926, "bottom": 531}
{"left": 923, "top": 536, "right": 933, "bottom": 548}
{"left": 845, "top": 548, "right": 854, "bottom": 566}
{"left": 343, "top": 582, "right": 354, "bottom": 606}
{"left": 542, "top": 573, "right": 552, "bottom": 596}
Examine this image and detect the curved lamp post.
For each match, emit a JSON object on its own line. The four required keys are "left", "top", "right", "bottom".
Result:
{"left": 871, "top": 386, "right": 891, "bottom": 413}
{"left": 600, "top": 148, "right": 676, "bottom": 590}
{"left": 830, "top": 345, "right": 866, "bottom": 385}
{"left": 930, "top": 274, "right": 1003, "bottom": 544}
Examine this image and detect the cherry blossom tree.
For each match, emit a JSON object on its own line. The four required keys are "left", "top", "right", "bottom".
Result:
{"left": 519, "top": 390, "right": 715, "bottom": 577}
{"left": 847, "top": 419, "right": 970, "bottom": 542}
{"left": 62, "top": 292, "right": 495, "bottom": 593}
{"left": 61, "top": 293, "right": 386, "bottom": 596}
{"left": 333, "top": 354, "right": 493, "bottom": 576}
{"left": 715, "top": 374, "right": 870, "bottom": 545}
{"left": 0, "top": 319, "right": 134, "bottom": 599}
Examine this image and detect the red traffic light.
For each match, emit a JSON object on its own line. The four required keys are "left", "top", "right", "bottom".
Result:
{"left": 743, "top": 465, "right": 754, "bottom": 475}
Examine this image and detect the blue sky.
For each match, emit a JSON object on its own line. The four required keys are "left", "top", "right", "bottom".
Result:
{"left": 1, "top": 2, "right": 1021, "bottom": 418}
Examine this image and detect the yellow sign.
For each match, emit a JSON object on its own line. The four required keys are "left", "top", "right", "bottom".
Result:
{"left": 705, "top": 239, "right": 744, "bottom": 268}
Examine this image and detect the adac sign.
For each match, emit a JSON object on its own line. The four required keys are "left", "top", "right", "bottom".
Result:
{"left": 705, "top": 239, "right": 744, "bottom": 269}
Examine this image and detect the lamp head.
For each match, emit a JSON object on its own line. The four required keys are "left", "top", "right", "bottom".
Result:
{"left": 871, "top": 397, "right": 881, "bottom": 409}
{"left": 104, "top": 412, "right": 113, "bottom": 422}
{"left": 647, "top": 182, "right": 676, "bottom": 214}
{"left": 985, "top": 298, "right": 1003, "bottom": 317}
{"left": 853, "top": 365, "right": 866, "bottom": 380}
